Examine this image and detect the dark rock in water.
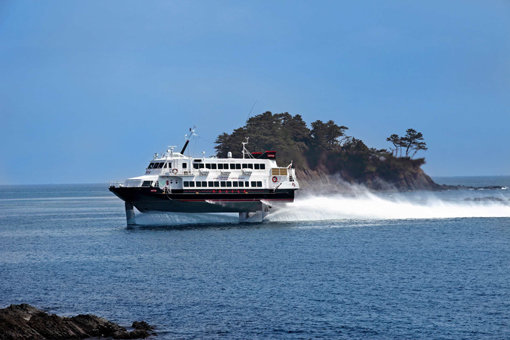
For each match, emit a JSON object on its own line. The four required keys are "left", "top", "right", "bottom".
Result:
{"left": 132, "top": 321, "right": 154, "bottom": 331}
{"left": 464, "top": 196, "right": 506, "bottom": 203}
{"left": 0, "top": 304, "right": 156, "bottom": 339}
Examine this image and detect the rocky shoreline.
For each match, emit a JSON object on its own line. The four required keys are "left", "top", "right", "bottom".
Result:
{"left": 296, "top": 168, "right": 508, "bottom": 193}
{"left": 0, "top": 304, "right": 155, "bottom": 339}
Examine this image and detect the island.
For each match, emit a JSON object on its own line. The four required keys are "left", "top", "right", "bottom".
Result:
{"left": 215, "top": 111, "right": 439, "bottom": 191}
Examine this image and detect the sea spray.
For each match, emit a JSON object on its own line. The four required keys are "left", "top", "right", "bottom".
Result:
{"left": 129, "top": 176, "right": 510, "bottom": 225}
{"left": 267, "top": 190, "right": 510, "bottom": 222}
{"left": 135, "top": 211, "right": 239, "bottom": 226}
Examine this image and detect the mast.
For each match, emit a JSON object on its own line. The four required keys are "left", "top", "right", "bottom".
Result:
{"left": 180, "top": 127, "right": 197, "bottom": 154}
{"left": 180, "top": 140, "right": 189, "bottom": 154}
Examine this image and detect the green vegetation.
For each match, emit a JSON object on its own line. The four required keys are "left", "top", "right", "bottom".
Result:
{"left": 215, "top": 112, "right": 437, "bottom": 190}
{"left": 386, "top": 129, "right": 428, "bottom": 158}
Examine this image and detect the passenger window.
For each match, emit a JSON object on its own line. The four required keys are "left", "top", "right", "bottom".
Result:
{"left": 239, "top": 181, "right": 244, "bottom": 187}
{"left": 226, "top": 182, "right": 232, "bottom": 187}
{"left": 242, "top": 164, "right": 247, "bottom": 169}
{"left": 189, "top": 182, "right": 195, "bottom": 187}
{"left": 260, "top": 164, "right": 265, "bottom": 170}
{"left": 199, "top": 164, "right": 204, "bottom": 168}
{"left": 245, "top": 181, "right": 249, "bottom": 187}
{"left": 235, "top": 164, "right": 241, "bottom": 169}
{"left": 254, "top": 164, "right": 260, "bottom": 170}
{"left": 196, "top": 182, "right": 202, "bottom": 188}
{"left": 248, "top": 164, "right": 253, "bottom": 169}
{"left": 206, "top": 164, "right": 211, "bottom": 169}
{"left": 230, "top": 164, "right": 235, "bottom": 170}
{"left": 182, "top": 163, "right": 187, "bottom": 169}
{"left": 211, "top": 164, "right": 217, "bottom": 169}
{"left": 251, "top": 181, "right": 256, "bottom": 187}
{"left": 202, "top": 181, "right": 207, "bottom": 187}
{"left": 257, "top": 181, "right": 262, "bottom": 187}
{"left": 214, "top": 181, "right": 220, "bottom": 187}
{"left": 233, "top": 181, "right": 238, "bottom": 187}
{"left": 218, "top": 164, "right": 223, "bottom": 170}
{"left": 193, "top": 164, "right": 199, "bottom": 169}
{"left": 184, "top": 181, "right": 189, "bottom": 187}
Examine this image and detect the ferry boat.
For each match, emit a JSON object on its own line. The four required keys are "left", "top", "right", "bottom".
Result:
{"left": 109, "top": 134, "right": 299, "bottom": 225}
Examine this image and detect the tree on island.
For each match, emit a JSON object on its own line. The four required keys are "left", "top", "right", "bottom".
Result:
{"left": 386, "top": 129, "right": 428, "bottom": 158}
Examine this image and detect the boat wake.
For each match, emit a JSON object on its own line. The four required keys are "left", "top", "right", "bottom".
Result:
{"left": 267, "top": 190, "right": 510, "bottom": 222}
{"left": 130, "top": 183, "right": 510, "bottom": 226}
{"left": 135, "top": 211, "right": 239, "bottom": 226}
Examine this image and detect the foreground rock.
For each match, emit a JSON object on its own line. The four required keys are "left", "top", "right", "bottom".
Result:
{"left": 0, "top": 304, "right": 155, "bottom": 339}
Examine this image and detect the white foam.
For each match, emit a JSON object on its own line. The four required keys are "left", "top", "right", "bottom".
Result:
{"left": 267, "top": 191, "right": 510, "bottom": 222}
{"left": 135, "top": 212, "right": 238, "bottom": 226}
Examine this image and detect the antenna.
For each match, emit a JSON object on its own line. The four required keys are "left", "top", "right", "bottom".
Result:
{"left": 242, "top": 137, "right": 254, "bottom": 159}
{"left": 246, "top": 100, "right": 258, "bottom": 121}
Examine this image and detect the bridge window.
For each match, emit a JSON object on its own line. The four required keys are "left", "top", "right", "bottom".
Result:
{"left": 182, "top": 163, "right": 187, "bottom": 169}
{"left": 199, "top": 163, "right": 204, "bottom": 169}
{"left": 193, "top": 164, "right": 199, "bottom": 169}
{"left": 142, "top": 181, "right": 152, "bottom": 187}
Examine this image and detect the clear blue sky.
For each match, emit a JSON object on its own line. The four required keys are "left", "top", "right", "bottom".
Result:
{"left": 1, "top": 1, "right": 509, "bottom": 184}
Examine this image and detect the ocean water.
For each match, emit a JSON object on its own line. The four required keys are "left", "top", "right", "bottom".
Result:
{"left": 1, "top": 178, "right": 510, "bottom": 339}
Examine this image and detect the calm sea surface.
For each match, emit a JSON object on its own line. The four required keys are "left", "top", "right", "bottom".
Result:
{"left": 1, "top": 178, "right": 510, "bottom": 339}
